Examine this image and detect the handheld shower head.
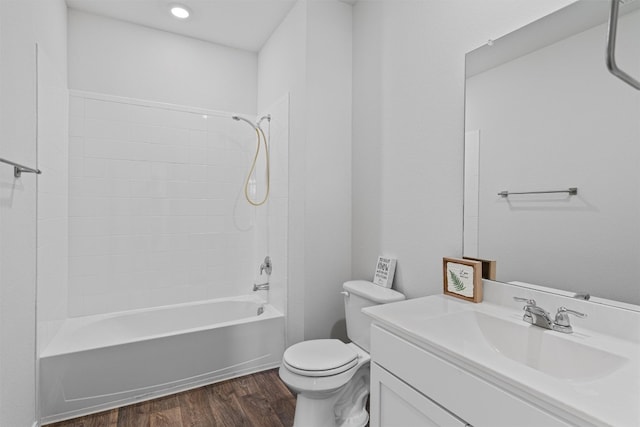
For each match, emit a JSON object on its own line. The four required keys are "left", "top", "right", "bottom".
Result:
{"left": 231, "top": 114, "right": 271, "bottom": 206}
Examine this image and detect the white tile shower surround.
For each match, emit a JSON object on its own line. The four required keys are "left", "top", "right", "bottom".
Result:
{"left": 67, "top": 91, "right": 288, "bottom": 316}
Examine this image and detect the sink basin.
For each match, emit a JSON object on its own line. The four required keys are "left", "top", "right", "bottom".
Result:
{"left": 423, "top": 310, "right": 627, "bottom": 381}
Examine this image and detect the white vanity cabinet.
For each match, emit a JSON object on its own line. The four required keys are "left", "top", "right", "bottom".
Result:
{"left": 371, "top": 362, "right": 469, "bottom": 427}
{"left": 365, "top": 288, "right": 640, "bottom": 427}
{"left": 369, "top": 324, "right": 572, "bottom": 427}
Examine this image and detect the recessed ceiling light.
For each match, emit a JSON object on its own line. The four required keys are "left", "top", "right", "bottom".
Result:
{"left": 170, "top": 5, "right": 190, "bottom": 19}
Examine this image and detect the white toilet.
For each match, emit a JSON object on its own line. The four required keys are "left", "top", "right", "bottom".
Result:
{"left": 279, "top": 280, "right": 405, "bottom": 427}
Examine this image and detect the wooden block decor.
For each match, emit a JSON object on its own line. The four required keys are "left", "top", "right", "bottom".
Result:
{"left": 443, "top": 257, "right": 483, "bottom": 303}
{"left": 463, "top": 256, "right": 497, "bottom": 280}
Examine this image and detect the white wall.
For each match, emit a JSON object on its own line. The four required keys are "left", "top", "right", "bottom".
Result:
{"left": 0, "top": 0, "right": 67, "bottom": 425}
{"left": 351, "top": 0, "right": 575, "bottom": 299}
{"left": 67, "top": 92, "right": 280, "bottom": 316}
{"left": 68, "top": 9, "right": 257, "bottom": 114}
{"left": 466, "top": 10, "right": 640, "bottom": 304}
{"left": 65, "top": 9, "right": 285, "bottom": 316}
{"left": 254, "top": 95, "right": 290, "bottom": 316}
{"left": 258, "top": 0, "right": 352, "bottom": 343}
{"left": 304, "top": 0, "right": 352, "bottom": 341}
{"left": 258, "top": 0, "right": 308, "bottom": 344}
{"left": 37, "top": 34, "right": 69, "bottom": 352}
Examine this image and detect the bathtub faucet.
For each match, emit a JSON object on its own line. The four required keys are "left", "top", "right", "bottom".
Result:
{"left": 260, "top": 256, "right": 272, "bottom": 275}
{"left": 253, "top": 283, "right": 270, "bottom": 291}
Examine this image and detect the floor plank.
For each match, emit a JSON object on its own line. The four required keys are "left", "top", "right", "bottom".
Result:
{"left": 149, "top": 408, "right": 182, "bottom": 427}
{"left": 178, "top": 386, "right": 216, "bottom": 427}
{"left": 88, "top": 409, "right": 119, "bottom": 427}
{"left": 150, "top": 395, "right": 182, "bottom": 427}
{"left": 206, "top": 384, "right": 250, "bottom": 427}
{"left": 44, "top": 369, "right": 297, "bottom": 427}
{"left": 223, "top": 374, "right": 259, "bottom": 398}
{"left": 116, "top": 400, "right": 151, "bottom": 427}
{"left": 252, "top": 371, "right": 296, "bottom": 427}
{"left": 238, "top": 392, "right": 285, "bottom": 427}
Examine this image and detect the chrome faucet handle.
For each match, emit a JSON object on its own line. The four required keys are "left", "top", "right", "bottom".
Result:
{"left": 514, "top": 297, "right": 536, "bottom": 323}
{"left": 553, "top": 306, "right": 587, "bottom": 334}
{"left": 260, "top": 256, "right": 272, "bottom": 276}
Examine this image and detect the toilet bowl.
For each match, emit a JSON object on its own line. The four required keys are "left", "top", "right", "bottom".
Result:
{"left": 279, "top": 280, "right": 405, "bottom": 427}
{"left": 279, "top": 340, "right": 370, "bottom": 427}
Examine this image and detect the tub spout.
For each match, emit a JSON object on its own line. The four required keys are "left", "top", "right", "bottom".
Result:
{"left": 253, "top": 283, "right": 270, "bottom": 291}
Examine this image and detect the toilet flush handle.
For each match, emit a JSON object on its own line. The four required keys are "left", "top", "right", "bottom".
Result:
{"left": 341, "top": 291, "right": 350, "bottom": 297}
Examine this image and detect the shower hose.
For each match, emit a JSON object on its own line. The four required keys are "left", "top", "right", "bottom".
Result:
{"left": 244, "top": 125, "right": 270, "bottom": 206}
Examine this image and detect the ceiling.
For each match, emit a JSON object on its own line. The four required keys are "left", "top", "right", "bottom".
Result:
{"left": 66, "top": 0, "right": 298, "bottom": 52}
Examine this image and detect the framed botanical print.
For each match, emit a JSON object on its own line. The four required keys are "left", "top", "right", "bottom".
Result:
{"left": 443, "top": 257, "right": 483, "bottom": 303}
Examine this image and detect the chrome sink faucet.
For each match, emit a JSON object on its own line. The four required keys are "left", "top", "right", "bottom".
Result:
{"left": 513, "top": 297, "right": 587, "bottom": 334}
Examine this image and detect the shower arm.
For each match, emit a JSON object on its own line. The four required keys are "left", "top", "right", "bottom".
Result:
{"left": 257, "top": 115, "right": 271, "bottom": 127}
{"left": 232, "top": 114, "right": 271, "bottom": 130}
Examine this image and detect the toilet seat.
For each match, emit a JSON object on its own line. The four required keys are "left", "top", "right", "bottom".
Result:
{"left": 283, "top": 339, "right": 358, "bottom": 377}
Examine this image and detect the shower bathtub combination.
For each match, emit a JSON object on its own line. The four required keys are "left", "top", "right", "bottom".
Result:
{"left": 40, "top": 295, "right": 284, "bottom": 424}
{"left": 38, "top": 91, "right": 290, "bottom": 424}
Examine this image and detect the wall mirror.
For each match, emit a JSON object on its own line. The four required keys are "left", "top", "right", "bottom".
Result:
{"left": 464, "top": 0, "right": 640, "bottom": 307}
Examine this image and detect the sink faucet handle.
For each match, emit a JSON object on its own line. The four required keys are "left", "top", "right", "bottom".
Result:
{"left": 514, "top": 297, "right": 537, "bottom": 324}
{"left": 556, "top": 306, "right": 587, "bottom": 320}
{"left": 513, "top": 296, "right": 536, "bottom": 306}
{"left": 553, "top": 306, "right": 587, "bottom": 333}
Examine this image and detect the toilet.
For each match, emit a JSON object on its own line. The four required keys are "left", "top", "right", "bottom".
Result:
{"left": 279, "top": 280, "right": 405, "bottom": 427}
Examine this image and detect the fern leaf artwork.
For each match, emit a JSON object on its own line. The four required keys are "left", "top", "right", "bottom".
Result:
{"left": 448, "top": 269, "right": 466, "bottom": 292}
{"left": 443, "top": 258, "right": 481, "bottom": 302}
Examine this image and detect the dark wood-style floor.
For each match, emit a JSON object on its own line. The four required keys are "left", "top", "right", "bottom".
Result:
{"left": 45, "top": 369, "right": 296, "bottom": 427}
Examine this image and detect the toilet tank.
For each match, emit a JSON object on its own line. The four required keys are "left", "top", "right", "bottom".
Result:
{"left": 343, "top": 280, "right": 405, "bottom": 352}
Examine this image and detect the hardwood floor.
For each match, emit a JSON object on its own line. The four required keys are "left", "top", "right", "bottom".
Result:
{"left": 45, "top": 369, "right": 296, "bottom": 427}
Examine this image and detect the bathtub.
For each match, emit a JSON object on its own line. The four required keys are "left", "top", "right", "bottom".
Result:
{"left": 39, "top": 295, "right": 285, "bottom": 424}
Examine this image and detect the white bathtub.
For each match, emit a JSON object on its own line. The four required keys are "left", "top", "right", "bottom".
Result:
{"left": 39, "top": 295, "right": 285, "bottom": 424}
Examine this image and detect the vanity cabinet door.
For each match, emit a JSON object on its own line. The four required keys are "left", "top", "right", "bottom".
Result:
{"left": 370, "top": 362, "right": 470, "bottom": 427}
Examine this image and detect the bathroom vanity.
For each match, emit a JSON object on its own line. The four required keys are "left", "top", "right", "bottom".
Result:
{"left": 363, "top": 281, "right": 640, "bottom": 427}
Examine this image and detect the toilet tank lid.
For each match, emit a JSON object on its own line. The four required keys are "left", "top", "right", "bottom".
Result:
{"left": 343, "top": 280, "right": 405, "bottom": 304}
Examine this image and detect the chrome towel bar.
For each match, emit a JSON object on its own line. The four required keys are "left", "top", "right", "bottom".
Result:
{"left": 606, "top": 0, "right": 640, "bottom": 90}
{"left": 0, "top": 157, "right": 42, "bottom": 178}
{"left": 498, "top": 187, "right": 578, "bottom": 197}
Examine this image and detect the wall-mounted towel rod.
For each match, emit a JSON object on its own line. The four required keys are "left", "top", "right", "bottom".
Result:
{"left": 0, "top": 157, "right": 42, "bottom": 178}
{"left": 498, "top": 187, "right": 578, "bottom": 197}
{"left": 606, "top": 0, "right": 640, "bottom": 90}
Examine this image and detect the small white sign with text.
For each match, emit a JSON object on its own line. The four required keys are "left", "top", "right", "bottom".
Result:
{"left": 373, "top": 256, "right": 397, "bottom": 288}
